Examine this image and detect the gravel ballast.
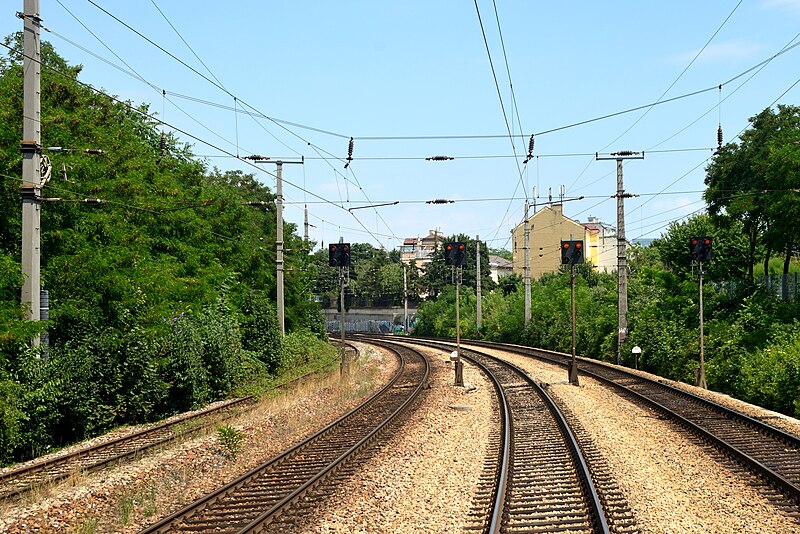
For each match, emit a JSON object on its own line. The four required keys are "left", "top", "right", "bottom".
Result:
{"left": 1, "top": 340, "right": 798, "bottom": 533}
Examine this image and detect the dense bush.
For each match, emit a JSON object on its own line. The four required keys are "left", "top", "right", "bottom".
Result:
{"left": 415, "top": 231, "right": 800, "bottom": 418}
{"left": 0, "top": 39, "right": 327, "bottom": 466}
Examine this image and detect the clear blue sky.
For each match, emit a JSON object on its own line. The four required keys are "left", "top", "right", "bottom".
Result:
{"left": 4, "top": 1, "right": 800, "bottom": 251}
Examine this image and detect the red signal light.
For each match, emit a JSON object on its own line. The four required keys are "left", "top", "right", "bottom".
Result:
{"left": 575, "top": 242, "right": 582, "bottom": 249}
{"left": 563, "top": 242, "right": 570, "bottom": 249}
{"left": 458, "top": 244, "right": 465, "bottom": 251}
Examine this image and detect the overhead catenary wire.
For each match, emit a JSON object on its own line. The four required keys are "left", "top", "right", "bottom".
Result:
{"left": 54, "top": 2, "right": 800, "bottom": 155}
{"left": 0, "top": 40, "right": 386, "bottom": 245}
{"left": 567, "top": 0, "right": 743, "bottom": 195}
{"left": 22, "top": 5, "right": 800, "bottom": 251}
{"left": 49, "top": 5, "right": 800, "bottom": 152}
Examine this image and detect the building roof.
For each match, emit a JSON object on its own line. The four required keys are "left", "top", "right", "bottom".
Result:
{"left": 489, "top": 255, "right": 513, "bottom": 268}
{"left": 421, "top": 231, "right": 444, "bottom": 242}
{"left": 403, "top": 237, "right": 418, "bottom": 245}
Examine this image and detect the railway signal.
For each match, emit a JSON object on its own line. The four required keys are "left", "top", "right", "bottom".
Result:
{"left": 689, "top": 236, "right": 712, "bottom": 262}
{"left": 328, "top": 243, "right": 351, "bottom": 267}
{"left": 444, "top": 241, "right": 467, "bottom": 266}
{"left": 560, "top": 240, "right": 584, "bottom": 265}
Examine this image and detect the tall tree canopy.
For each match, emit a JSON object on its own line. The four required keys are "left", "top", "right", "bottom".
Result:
{"left": 0, "top": 36, "right": 324, "bottom": 463}
{"left": 705, "top": 105, "right": 800, "bottom": 280}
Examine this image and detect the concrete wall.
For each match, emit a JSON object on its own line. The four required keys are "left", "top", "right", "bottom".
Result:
{"left": 324, "top": 306, "right": 418, "bottom": 333}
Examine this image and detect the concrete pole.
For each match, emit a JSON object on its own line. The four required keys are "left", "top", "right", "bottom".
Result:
{"left": 616, "top": 158, "right": 627, "bottom": 365}
{"left": 21, "top": 0, "right": 42, "bottom": 331}
{"left": 339, "top": 237, "right": 345, "bottom": 342}
{"left": 276, "top": 161, "right": 285, "bottom": 336}
{"left": 403, "top": 264, "right": 408, "bottom": 333}
{"left": 523, "top": 201, "right": 531, "bottom": 327}
{"left": 598, "top": 151, "right": 642, "bottom": 365}
{"left": 476, "top": 235, "right": 482, "bottom": 334}
{"left": 303, "top": 204, "right": 309, "bottom": 244}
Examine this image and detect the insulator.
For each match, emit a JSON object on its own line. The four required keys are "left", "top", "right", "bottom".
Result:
{"left": 717, "top": 126, "right": 723, "bottom": 149}
{"left": 527, "top": 134, "right": 535, "bottom": 156}
{"left": 159, "top": 131, "right": 166, "bottom": 155}
{"left": 347, "top": 137, "right": 354, "bottom": 160}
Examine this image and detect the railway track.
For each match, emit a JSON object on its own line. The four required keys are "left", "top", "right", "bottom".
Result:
{"left": 375, "top": 336, "right": 613, "bottom": 533}
{"left": 139, "top": 340, "right": 429, "bottom": 533}
{"left": 452, "top": 337, "right": 800, "bottom": 510}
{"left": 0, "top": 395, "right": 254, "bottom": 501}
{"left": 0, "top": 346, "right": 344, "bottom": 503}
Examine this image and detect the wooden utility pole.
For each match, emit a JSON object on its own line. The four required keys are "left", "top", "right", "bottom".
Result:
{"left": 596, "top": 151, "right": 643, "bottom": 365}
{"left": 20, "top": 0, "right": 42, "bottom": 335}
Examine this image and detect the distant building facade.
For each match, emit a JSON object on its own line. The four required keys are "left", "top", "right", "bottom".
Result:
{"left": 489, "top": 255, "right": 513, "bottom": 283}
{"left": 581, "top": 216, "right": 617, "bottom": 273}
{"left": 400, "top": 230, "right": 445, "bottom": 269}
{"left": 511, "top": 205, "right": 625, "bottom": 278}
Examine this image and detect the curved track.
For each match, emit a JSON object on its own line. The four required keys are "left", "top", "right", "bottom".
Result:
{"left": 0, "top": 396, "right": 253, "bottom": 501}
{"left": 458, "top": 338, "right": 800, "bottom": 507}
{"left": 375, "top": 336, "right": 610, "bottom": 533}
{"left": 140, "top": 341, "right": 429, "bottom": 533}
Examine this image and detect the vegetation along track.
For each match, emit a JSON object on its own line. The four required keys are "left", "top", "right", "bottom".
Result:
{"left": 460, "top": 338, "right": 800, "bottom": 513}
{"left": 139, "top": 340, "right": 429, "bottom": 533}
{"left": 374, "top": 335, "right": 613, "bottom": 534}
{"left": 0, "top": 395, "right": 254, "bottom": 501}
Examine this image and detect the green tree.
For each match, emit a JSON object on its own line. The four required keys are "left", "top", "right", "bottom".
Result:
{"left": 705, "top": 105, "right": 800, "bottom": 280}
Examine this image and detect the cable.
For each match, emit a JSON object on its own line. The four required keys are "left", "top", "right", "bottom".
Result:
{"left": 568, "top": 1, "right": 742, "bottom": 195}
{"left": 601, "top": 1, "right": 742, "bottom": 154}
{"left": 0, "top": 40, "right": 376, "bottom": 234}
{"left": 148, "top": 0, "right": 227, "bottom": 91}
{"left": 473, "top": 0, "right": 527, "bottom": 248}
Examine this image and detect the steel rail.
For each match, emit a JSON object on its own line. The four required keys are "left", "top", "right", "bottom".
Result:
{"left": 378, "top": 336, "right": 609, "bottom": 533}
{"left": 0, "top": 395, "right": 254, "bottom": 501}
{"left": 458, "top": 337, "right": 800, "bottom": 504}
{"left": 140, "top": 341, "right": 428, "bottom": 533}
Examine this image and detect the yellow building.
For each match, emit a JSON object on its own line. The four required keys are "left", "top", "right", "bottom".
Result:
{"left": 511, "top": 204, "right": 587, "bottom": 279}
{"left": 582, "top": 216, "right": 617, "bottom": 273}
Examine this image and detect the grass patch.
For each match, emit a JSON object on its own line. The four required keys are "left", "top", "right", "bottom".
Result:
{"left": 73, "top": 518, "right": 98, "bottom": 534}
